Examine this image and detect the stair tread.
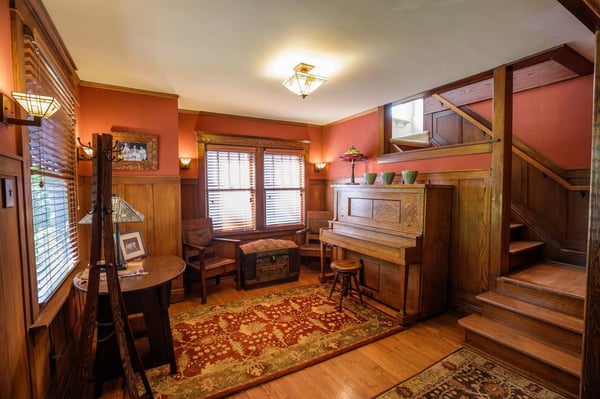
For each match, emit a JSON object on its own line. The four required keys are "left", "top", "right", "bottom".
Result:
{"left": 477, "top": 291, "right": 584, "bottom": 333}
{"left": 510, "top": 223, "right": 525, "bottom": 229}
{"left": 459, "top": 314, "right": 581, "bottom": 376}
{"left": 509, "top": 240, "right": 545, "bottom": 254}
{"left": 507, "top": 261, "right": 586, "bottom": 298}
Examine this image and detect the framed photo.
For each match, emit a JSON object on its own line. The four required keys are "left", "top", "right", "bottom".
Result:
{"left": 118, "top": 230, "right": 147, "bottom": 261}
{"left": 111, "top": 131, "right": 158, "bottom": 170}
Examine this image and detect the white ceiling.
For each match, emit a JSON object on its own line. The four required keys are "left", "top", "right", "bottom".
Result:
{"left": 41, "top": 0, "right": 594, "bottom": 126}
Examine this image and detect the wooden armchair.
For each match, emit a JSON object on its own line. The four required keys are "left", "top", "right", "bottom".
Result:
{"left": 182, "top": 218, "right": 241, "bottom": 304}
{"left": 296, "top": 211, "right": 333, "bottom": 264}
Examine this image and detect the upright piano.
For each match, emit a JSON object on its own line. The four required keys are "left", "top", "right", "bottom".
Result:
{"left": 320, "top": 184, "right": 453, "bottom": 326}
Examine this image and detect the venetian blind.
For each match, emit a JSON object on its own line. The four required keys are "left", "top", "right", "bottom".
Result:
{"left": 264, "top": 150, "right": 305, "bottom": 227}
{"left": 206, "top": 146, "right": 256, "bottom": 232}
{"left": 24, "top": 29, "right": 79, "bottom": 305}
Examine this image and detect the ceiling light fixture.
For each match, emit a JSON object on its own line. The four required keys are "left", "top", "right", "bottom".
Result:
{"left": 282, "top": 63, "right": 327, "bottom": 99}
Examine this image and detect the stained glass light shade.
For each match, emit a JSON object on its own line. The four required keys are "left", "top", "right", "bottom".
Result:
{"left": 339, "top": 146, "right": 367, "bottom": 184}
{"left": 12, "top": 91, "right": 61, "bottom": 118}
{"left": 282, "top": 63, "right": 327, "bottom": 99}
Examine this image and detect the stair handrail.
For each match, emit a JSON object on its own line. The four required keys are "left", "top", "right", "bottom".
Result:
{"left": 512, "top": 140, "right": 590, "bottom": 192}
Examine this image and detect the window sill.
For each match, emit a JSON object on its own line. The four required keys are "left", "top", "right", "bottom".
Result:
{"left": 217, "top": 226, "right": 304, "bottom": 241}
{"left": 29, "top": 262, "right": 85, "bottom": 333}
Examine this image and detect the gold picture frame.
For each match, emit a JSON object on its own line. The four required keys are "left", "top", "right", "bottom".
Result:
{"left": 111, "top": 131, "right": 158, "bottom": 170}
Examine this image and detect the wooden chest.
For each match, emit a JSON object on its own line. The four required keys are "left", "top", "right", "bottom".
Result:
{"left": 240, "top": 239, "right": 300, "bottom": 289}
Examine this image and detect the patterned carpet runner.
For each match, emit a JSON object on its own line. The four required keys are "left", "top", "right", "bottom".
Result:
{"left": 373, "top": 347, "right": 569, "bottom": 399}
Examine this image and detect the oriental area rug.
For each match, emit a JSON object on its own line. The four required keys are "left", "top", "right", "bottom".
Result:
{"left": 144, "top": 283, "right": 403, "bottom": 398}
{"left": 373, "top": 348, "right": 569, "bottom": 399}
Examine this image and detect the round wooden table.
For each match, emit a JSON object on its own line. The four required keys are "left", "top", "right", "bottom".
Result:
{"left": 74, "top": 254, "right": 185, "bottom": 394}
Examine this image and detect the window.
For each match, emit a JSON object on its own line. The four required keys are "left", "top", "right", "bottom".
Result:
{"left": 22, "top": 28, "right": 79, "bottom": 306}
{"left": 204, "top": 139, "right": 306, "bottom": 233}
{"left": 206, "top": 146, "right": 256, "bottom": 231}
{"left": 264, "top": 150, "right": 305, "bottom": 226}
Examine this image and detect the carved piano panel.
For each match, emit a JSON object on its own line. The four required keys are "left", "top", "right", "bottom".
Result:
{"left": 320, "top": 184, "right": 452, "bottom": 326}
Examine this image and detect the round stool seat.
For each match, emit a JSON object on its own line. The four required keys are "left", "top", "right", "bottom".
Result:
{"left": 328, "top": 259, "right": 363, "bottom": 310}
{"left": 330, "top": 259, "right": 361, "bottom": 273}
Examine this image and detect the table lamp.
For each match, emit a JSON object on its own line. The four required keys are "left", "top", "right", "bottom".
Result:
{"left": 339, "top": 146, "right": 367, "bottom": 184}
{"left": 79, "top": 194, "right": 144, "bottom": 268}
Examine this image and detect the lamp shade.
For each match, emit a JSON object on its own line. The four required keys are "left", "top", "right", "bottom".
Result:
{"left": 79, "top": 194, "right": 144, "bottom": 224}
{"left": 339, "top": 146, "right": 367, "bottom": 163}
{"left": 282, "top": 63, "right": 327, "bottom": 98}
{"left": 11, "top": 91, "right": 61, "bottom": 118}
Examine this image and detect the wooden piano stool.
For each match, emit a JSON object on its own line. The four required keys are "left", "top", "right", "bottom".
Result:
{"left": 328, "top": 259, "right": 363, "bottom": 310}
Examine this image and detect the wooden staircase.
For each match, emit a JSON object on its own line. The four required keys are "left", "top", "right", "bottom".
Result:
{"left": 459, "top": 223, "right": 586, "bottom": 398}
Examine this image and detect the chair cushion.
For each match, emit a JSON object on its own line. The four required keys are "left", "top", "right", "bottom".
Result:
{"left": 185, "top": 228, "right": 213, "bottom": 247}
{"left": 240, "top": 239, "right": 298, "bottom": 254}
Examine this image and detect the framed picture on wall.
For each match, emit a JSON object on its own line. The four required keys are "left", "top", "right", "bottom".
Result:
{"left": 118, "top": 230, "right": 147, "bottom": 261}
{"left": 111, "top": 131, "right": 158, "bottom": 170}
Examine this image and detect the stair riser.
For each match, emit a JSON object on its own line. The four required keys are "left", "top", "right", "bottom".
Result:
{"left": 510, "top": 225, "right": 525, "bottom": 242}
{"left": 463, "top": 331, "right": 580, "bottom": 398}
{"left": 497, "top": 279, "right": 584, "bottom": 318}
{"left": 510, "top": 247, "right": 543, "bottom": 270}
{"left": 482, "top": 304, "right": 582, "bottom": 354}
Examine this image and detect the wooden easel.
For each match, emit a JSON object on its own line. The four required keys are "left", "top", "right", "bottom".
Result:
{"left": 71, "top": 133, "right": 152, "bottom": 398}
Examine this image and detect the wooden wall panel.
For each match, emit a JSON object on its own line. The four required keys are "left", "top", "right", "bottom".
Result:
{"left": 511, "top": 150, "right": 589, "bottom": 264}
{"left": 307, "top": 179, "right": 327, "bottom": 211}
{"left": 0, "top": 156, "right": 32, "bottom": 399}
{"left": 78, "top": 175, "right": 183, "bottom": 301}
{"left": 79, "top": 175, "right": 182, "bottom": 260}
{"left": 181, "top": 178, "right": 200, "bottom": 220}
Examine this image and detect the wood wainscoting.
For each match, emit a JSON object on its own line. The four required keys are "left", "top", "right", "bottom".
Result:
{"left": 78, "top": 175, "right": 184, "bottom": 302}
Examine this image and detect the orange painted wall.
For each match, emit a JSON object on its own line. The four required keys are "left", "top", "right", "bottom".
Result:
{"left": 323, "top": 110, "right": 491, "bottom": 182}
{"left": 177, "top": 111, "right": 324, "bottom": 179}
{"left": 323, "top": 76, "right": 592, "bottom": 181}
{"left": 78, "top": 86, "right": 180, "bottom": 176}
{"left": 470, "top": 75, "right": 592, "bottom": 169}
{"left": 0, "top": 0, "right": 17, "bottom": 155}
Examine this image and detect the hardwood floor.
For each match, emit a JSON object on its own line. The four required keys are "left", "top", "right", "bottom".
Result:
{"left": 100, "top": 262, "right": 465, "bottom": 398}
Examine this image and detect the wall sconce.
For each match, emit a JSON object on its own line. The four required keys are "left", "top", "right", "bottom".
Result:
{"left": 179, "top": 157, "right": 192, "bottom": 169}
{"left": 314, "top": 162, "right": 327, "bottom": 173}
{"left": 1, "top": 92, "right": 61, "bottom": 127}
{"left": 77, "top": 138, "right": 95, "bottom": 160}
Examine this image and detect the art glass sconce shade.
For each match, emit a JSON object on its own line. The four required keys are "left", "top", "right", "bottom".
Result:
{"left": 313, "top": 162, "right": 327, "bottom": 173}
{"left": 1, "top": 92, "right": 61, "bottom": 127}
{"left": 282, "top": 63, "right": 327, "bottom": 98}
{"left": 339, "top": 146, "right": 367, "bottom": 184}
{"left": 12, "top": 92, "right": 61, "bottom": 118}
{"left": 179, "top": 157, "right": 192, "bottom": 169}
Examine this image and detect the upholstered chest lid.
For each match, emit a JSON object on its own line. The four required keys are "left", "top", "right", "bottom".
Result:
{"left": 240, "top": 238, "right": 298, "bottom": 254}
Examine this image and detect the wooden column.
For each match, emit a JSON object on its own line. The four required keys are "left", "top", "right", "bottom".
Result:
{"left": 581, "top": 29, "right": 600, "bottom": 399}
{"left": 488, "top": 65, "right": 513, "bottom": 287}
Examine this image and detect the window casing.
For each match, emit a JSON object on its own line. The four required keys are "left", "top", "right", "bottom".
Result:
{"left": 205, "top": 141, "right": 306, "bottom": 233}
{"left": 206, "top": 146, "right": 256, "bottom": 231}
{"left": 264, "top": 150, "right": 305, "bottom": 227}
{"left": 22, "top": 29, "right": 79, "bottom": 306}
